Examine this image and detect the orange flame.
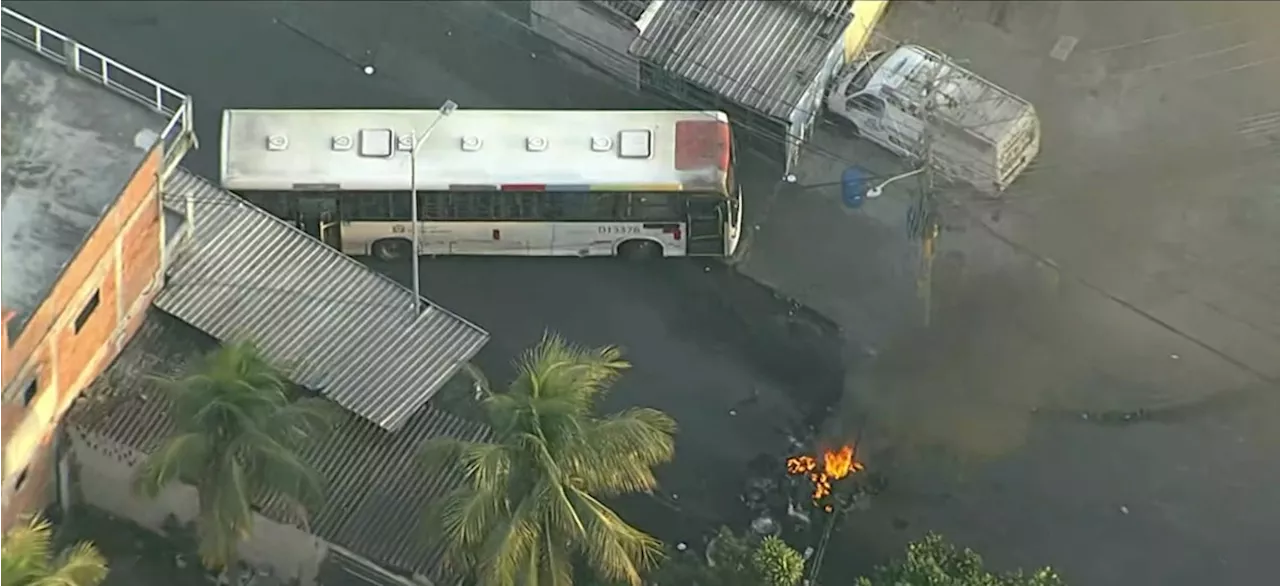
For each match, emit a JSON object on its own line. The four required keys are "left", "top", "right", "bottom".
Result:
{"left": 786, "top": 444, "right": 865, "bottom": 505}
{"left": 823, "top": 445, "right": 862, "bottom": 480}
{"left": 786, "top": 455, "right": 817, "bottom": 475}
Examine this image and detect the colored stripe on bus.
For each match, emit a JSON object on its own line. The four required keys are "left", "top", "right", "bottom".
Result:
{"left": 449, "top": 184, "right": 498, "bottom": 191}
{"left": 589, "top": 183, "right": 683, "bottom": 192}
{"left": 501, "top": 184, "right": 546, "bottom": 191}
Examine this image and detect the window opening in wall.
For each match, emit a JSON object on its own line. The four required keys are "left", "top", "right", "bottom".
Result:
{"left": 74, "top": 290, "right": 101, "bottom": 333}
{"left": 22, "top": 377, "right": 38, "bottom": 406}
{"left": 15, "top": 468, "right": 28, "bottom": 491}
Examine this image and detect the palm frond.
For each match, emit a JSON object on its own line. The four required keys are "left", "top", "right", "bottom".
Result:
{"left": 137, "top": 339, "right": 331, "bottom": 572}
{"left": 2, "top": 518, "right": 109, "bottom": 586}
{"left": 473, "top": 496, "right": 541, "bottom": 586}
{"left": 419, "top": 437, "right": 476, "bottom": 472}
{"left": 418, "top": 335, "right": 674, "bottom": 586}
{"left": 569, "top": 488, "right": 662, "bottom": 586}
{"left": 1, "top": 517, "right": 54, "bottom": 581}
{"left": 529, "top": 476, "right": 586, "bottom": 541}
{"left": 133, "top": 432, "right": 210, "bottom": 497}
{"left": 539, "top": 530, "right": 574, "bottom": 586}
{"left": 267, "top": 397, "right": 341, "bottom": 447}
{"left": 481, "top": 392, "right": 525, "bottom": 436}
{"left": 44, "top": 541, "right": 109, "bottom": 586}
{"left": 512, "top": 333, "right": 629, "bottom": 406}
{"left": 425, "top": 486, "right": 499, "bottom": 575}
{"left": 572, "top": 409, "right": 676, "bottom": 495}
{"left": 250, "top": 435, "right": 327, "bottom": 513}
{"left": 436, "top": 485, "right": 505, "bottom": 548}
{"left": 459, "top": 443, "right": 514, "bottom": 493}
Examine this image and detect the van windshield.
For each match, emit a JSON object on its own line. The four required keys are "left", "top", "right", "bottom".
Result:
{"left": 846, "top": 51, "right": 892, "bottom": 95}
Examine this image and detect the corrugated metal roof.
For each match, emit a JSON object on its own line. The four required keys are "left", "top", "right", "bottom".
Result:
{"left": 69, "top": 310, "right": 490, "bottom": 584}
{"left": 593, "top": 0, "right": 651, "bottom": 21}
{"left": 154, "top": 169, "right": 490, "bottom": 431}
{"left": 630, "top": 0, "right": 852, "bottom": 120}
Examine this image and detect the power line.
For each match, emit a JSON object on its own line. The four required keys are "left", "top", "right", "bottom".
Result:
{"left": 167, "top": 2, "right": 1277, "bottom": 384}
{"left": 483, "top": 2, "right": 1280, "bottom": 384}
{"left": 485, "top": 3, "right": 1280, "bottom": 196}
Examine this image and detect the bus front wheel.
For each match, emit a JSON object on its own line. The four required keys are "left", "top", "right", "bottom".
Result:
{"left": 618, "top": 239, "right": 662, "bottom": 261}
{"left": 372, "top": 238, "right": 414, "bottom": 261}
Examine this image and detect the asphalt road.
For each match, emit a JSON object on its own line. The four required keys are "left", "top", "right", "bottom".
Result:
{"left": 9, "top": 0, "right": 841, "bottom": 550}
{"left": 749, "top": 3, "right": 1280, "bottom": 585}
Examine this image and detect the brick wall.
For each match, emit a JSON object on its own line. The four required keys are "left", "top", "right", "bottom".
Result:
{"left": 2, "top": 146, "right": 167, "bottom": 532}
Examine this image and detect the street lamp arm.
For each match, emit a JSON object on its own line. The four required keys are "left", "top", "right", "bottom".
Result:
{"left": 865, "top": 167, "right": 925, "bottom": 199}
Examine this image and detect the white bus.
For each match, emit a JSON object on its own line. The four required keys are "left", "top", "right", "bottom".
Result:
{"left": 219, "top": 109, "right": 743, "bottom": 260}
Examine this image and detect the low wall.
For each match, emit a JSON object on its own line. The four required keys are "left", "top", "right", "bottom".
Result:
{"left": 69, "top": 427, "right": 328, "bottom": 585}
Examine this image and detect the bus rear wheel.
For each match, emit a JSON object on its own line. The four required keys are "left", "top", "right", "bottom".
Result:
{"left": 372, "top": 238, "right": 413, "bottom": 261}
{"left": 618, "top": 239, "right": 662, "bottom": 261}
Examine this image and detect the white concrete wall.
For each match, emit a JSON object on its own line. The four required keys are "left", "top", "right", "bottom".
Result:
{"left": 69, "top": 428, "right": 328, "bottom": 585}
{"left": 530, "top": 0, "right": 641, "bottom": 88}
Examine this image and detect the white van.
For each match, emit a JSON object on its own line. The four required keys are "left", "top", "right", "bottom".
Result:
{"left": 827, "top": 44, "right": 1040, "bottom": 194}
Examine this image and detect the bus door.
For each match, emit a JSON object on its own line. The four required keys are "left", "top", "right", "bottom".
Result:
{"left": 295, "top": 195, "right": 342, "bottom": 250}
{"left": 686, "top": 195, "right": 725, "bottom": 256}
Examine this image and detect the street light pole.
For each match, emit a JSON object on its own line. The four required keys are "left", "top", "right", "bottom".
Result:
{"left": 408, "top": 99, "right": 458, "bottom": 315}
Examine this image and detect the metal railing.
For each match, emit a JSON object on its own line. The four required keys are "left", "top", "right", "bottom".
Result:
{"left": 1, "top": 7, "right": 196, "bottom": 175}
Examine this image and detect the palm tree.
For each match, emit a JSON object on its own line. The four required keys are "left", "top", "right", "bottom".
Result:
{"left": 134, "top": 340, "right": 338, "bottom": 571}
{"left": 2, "top": 516, "right": 108, "bottom": 586}
{"left": 421, "top": 334, "right": 677, "bottom": 586}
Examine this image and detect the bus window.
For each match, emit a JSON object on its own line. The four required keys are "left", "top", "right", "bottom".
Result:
{"left": 249, "top": 192, "right": 294, "bottom": 218}
{"left": 419, "top": 192, "right": 446, "bottom": 219}
{"left": 594, "top": 192, "right": 622, "bottom": 220}
{"left": 550, "top": 191, "right": 591, "bottom": 221}
{"left": 347, "top": 192, "right": 393, "bottom": 220}
{"left": 475, "top": 191, "right": 500, "bottom": 219}
{"left": 390, "top": 192, "right": 413, "bottom": 217}
{"left": 626, "top": 193, "right": 679, "bottom": 220}
{"left": 514, "top": 192, "right": 540, "bottom": 220}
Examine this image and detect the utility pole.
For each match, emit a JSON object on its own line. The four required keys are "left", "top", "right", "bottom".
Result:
{"left": 409, "top": 100, "right": 458, "bottom": 315}
{"left": 913, "top": 53, "right": 949, "bottom": 328}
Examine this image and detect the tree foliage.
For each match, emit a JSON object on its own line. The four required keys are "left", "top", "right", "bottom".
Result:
{"left": 856, "top": 533, "right": 1065, "bottom": 586}
{"left": 420, "top": 334, "right": 677, "bottom": 586}
{"left": 133, "top": 340, "right": 339, "bottom": 570}
{"left": 649, "top": 528, "right": 805, "bottom": 586}
{"left": 1, "top": 516, "right": 108, "bottom": 586}
{"left": 752, "top": 536, "right": 805, "bottom": 586}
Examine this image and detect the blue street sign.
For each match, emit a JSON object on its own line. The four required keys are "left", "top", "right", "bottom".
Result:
{"left": 841, "top": 166, "right": 869, "bottom": 209}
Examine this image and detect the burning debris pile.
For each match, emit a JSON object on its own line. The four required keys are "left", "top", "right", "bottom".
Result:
{"left": 785, "top": 445, "right": 864, "bottom": 512}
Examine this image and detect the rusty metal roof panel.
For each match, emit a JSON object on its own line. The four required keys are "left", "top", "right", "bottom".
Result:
{"left": 631, "top": 0, "right": 852, "bottom": 120}
{"left": 153, "top": 169, "right": 489, "bottom": 431}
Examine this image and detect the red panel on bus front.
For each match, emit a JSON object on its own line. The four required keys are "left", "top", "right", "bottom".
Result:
{"left": 674, "top": 120, "right": 730, "bottom": 171}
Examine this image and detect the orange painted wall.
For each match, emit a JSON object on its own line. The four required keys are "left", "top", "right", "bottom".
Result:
{"left": 2, "top": 146, "right": 168, "bottom": 531}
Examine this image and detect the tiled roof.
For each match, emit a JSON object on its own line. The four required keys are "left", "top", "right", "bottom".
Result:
{"left": 70, "top": 310, "right": 490, "bottom": 583}
{"left": 155, "top": 169, "right": 489, "bottom": 431}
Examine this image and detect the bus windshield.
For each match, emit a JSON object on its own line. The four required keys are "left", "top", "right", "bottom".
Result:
{"left": 220, "top": 109, "right": 742, "bottom": 260}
